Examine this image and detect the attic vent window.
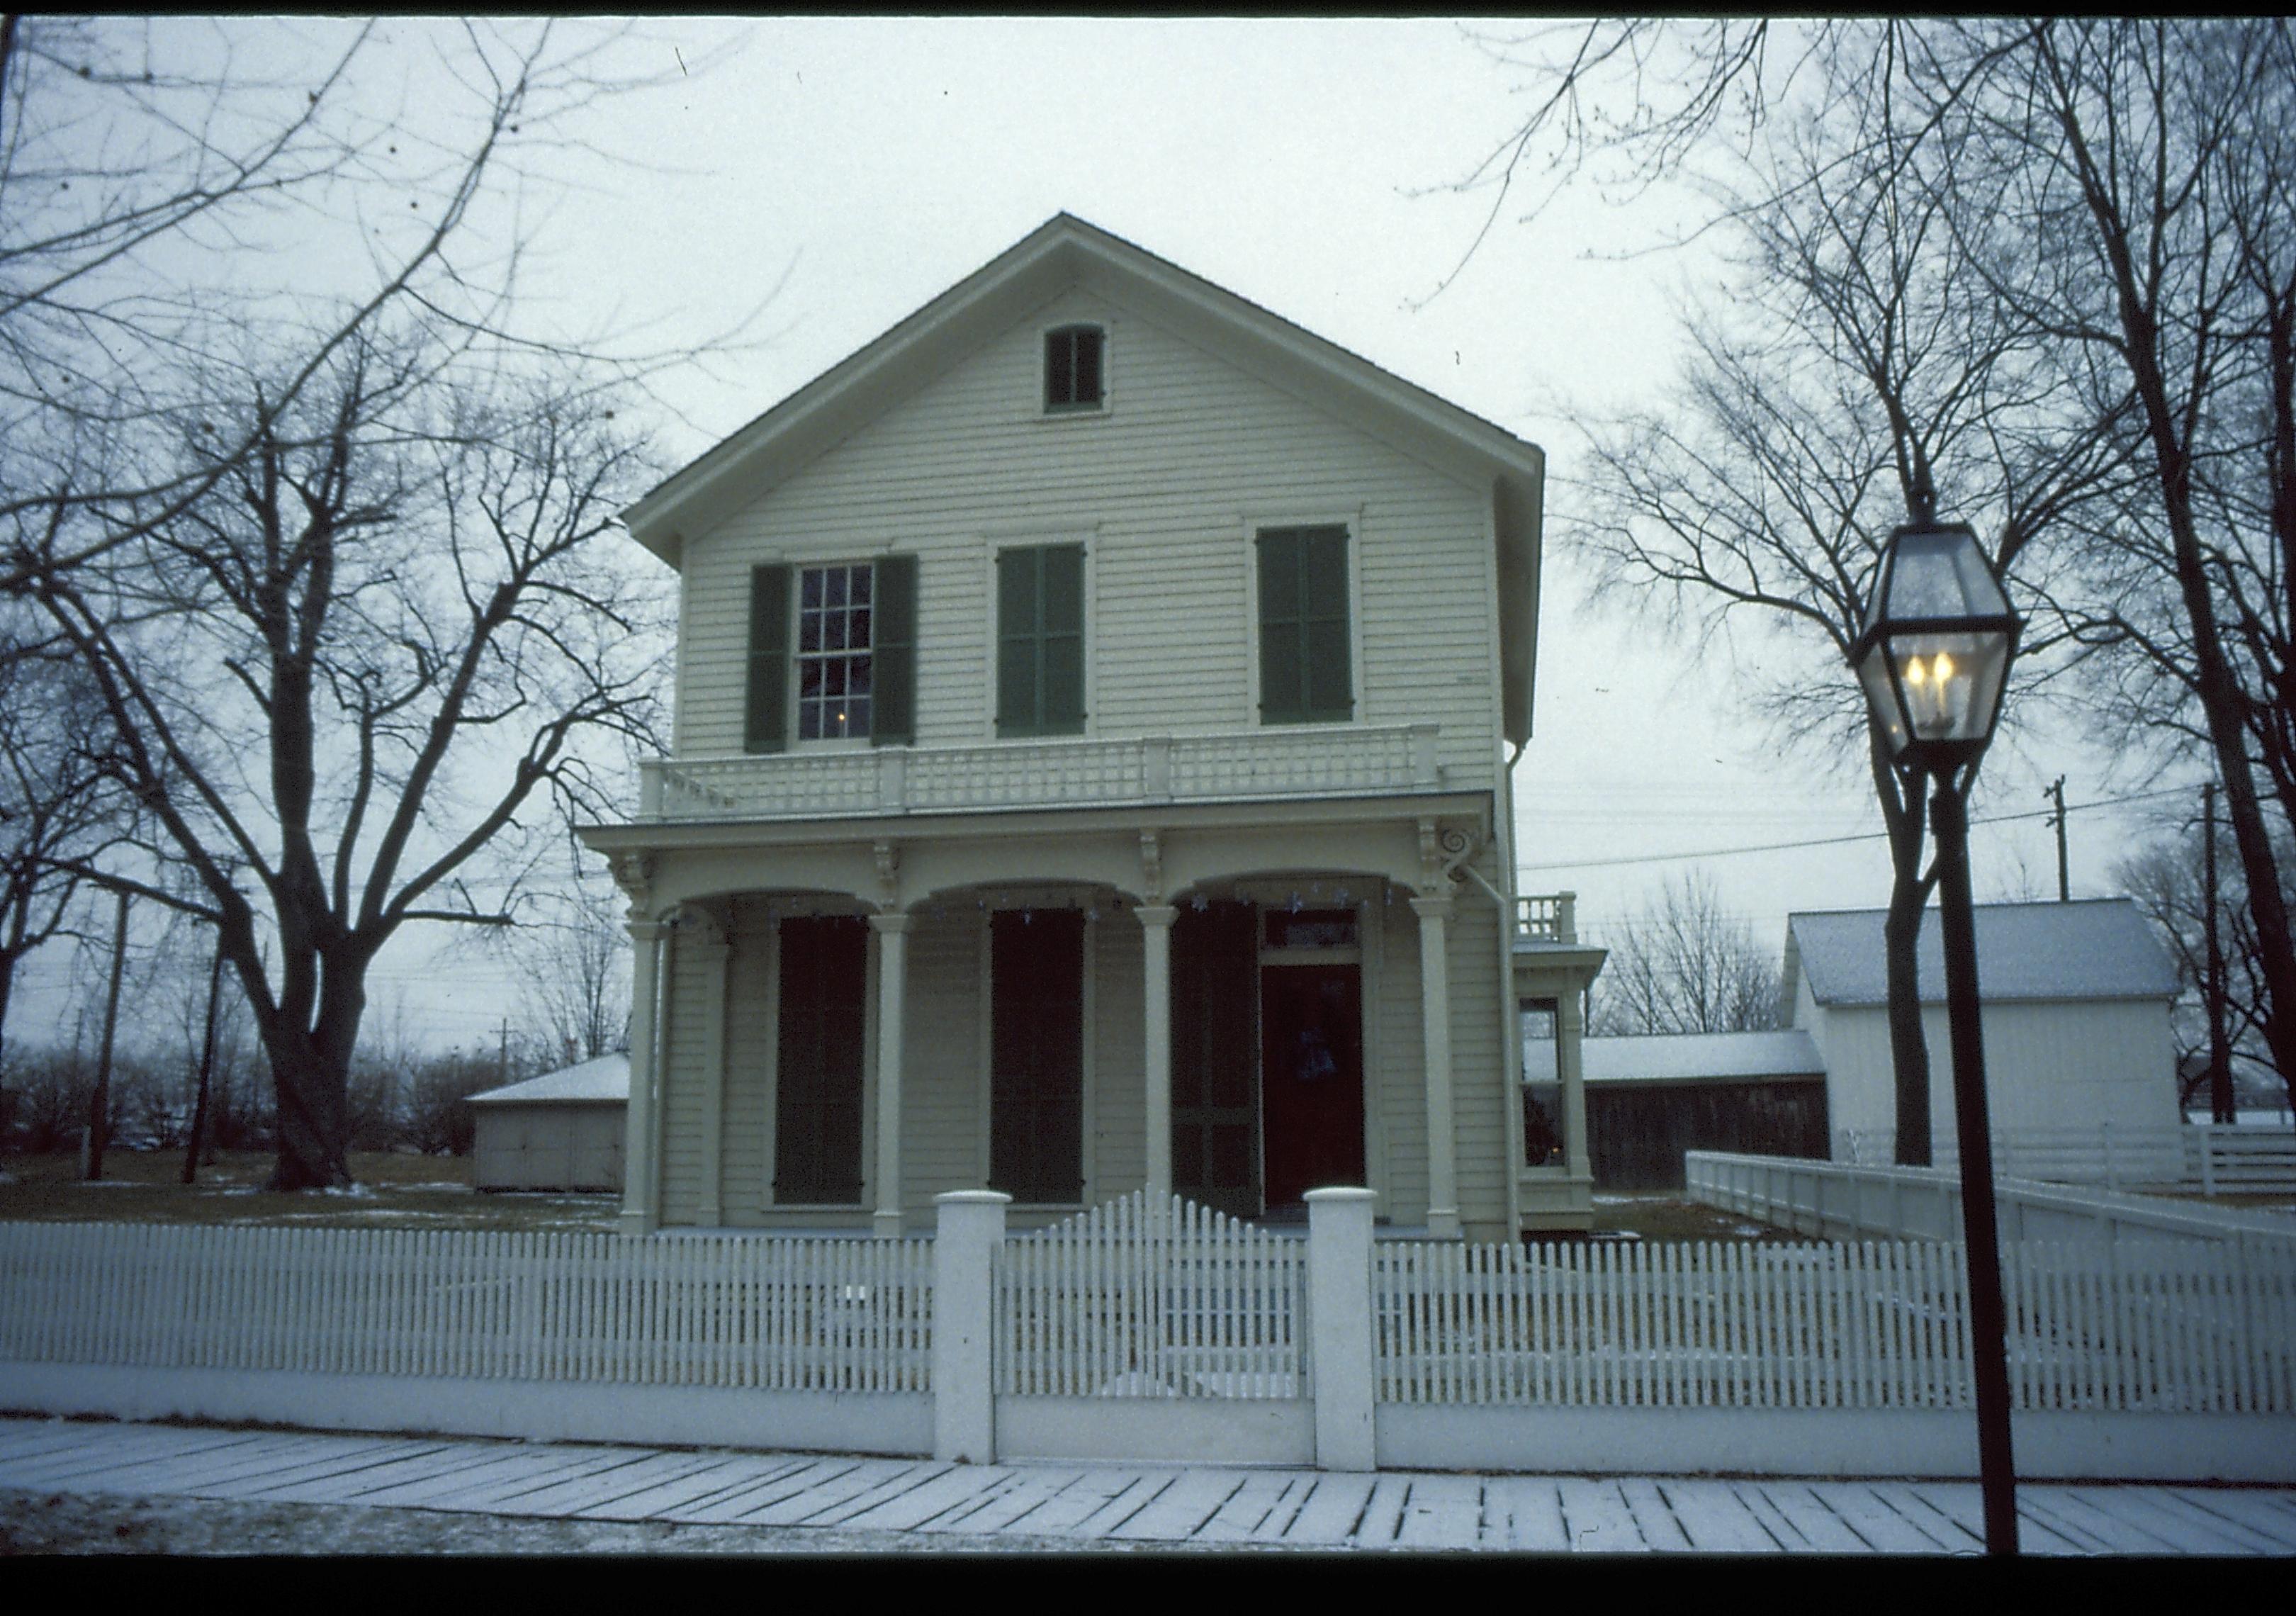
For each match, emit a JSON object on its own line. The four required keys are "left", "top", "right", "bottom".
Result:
{"left": 1044, "top": 324, "right": 1104, "bottom": 412}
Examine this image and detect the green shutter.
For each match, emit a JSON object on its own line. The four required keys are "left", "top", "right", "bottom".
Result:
{"left": 1256, "top": 525, "right": 1352, "bottom": 724}
{"left": 1042, "top": 543, "right": 1085, "bottom": 731}
{"left": 870, "top": 553, "right": 916, "bottom": 746}
{"left": 996, "top": 549, "right": 1036, "bottom": 736}
{"left": 997, "top": 544, "right": 1086, "bottom": 737}
{"left": 744, "top": 564, "right": 791, "bottom": 754}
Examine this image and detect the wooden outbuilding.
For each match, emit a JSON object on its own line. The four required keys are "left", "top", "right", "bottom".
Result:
{"left": 468, "top": 1053, "right": 628, "bottom": 1192}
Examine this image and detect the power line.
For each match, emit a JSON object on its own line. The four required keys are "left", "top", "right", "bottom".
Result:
{"left": 1519, "top": 785, "right": 2190, "bottom": 875}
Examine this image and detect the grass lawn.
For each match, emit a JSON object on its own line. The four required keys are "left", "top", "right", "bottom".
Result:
{"left": 0, "top": 1148, "right": 617, "bottom": 1233}
{"left": 0, "top": 1152, "right": 1837, "bottom": 1242}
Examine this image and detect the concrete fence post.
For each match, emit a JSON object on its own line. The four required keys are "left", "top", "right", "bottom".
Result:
{"left": 1305, "top": 1187, "right": 1377, "bottom": 1472}
{"left": 933, "top": 1190, "right": 1009, "bottom": 1464}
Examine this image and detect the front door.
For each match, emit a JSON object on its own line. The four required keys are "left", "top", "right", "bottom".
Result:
{"left": 1259, "top": 963, "right": 1364, "bottom": 1209}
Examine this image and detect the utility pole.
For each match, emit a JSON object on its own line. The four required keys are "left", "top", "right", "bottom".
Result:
{"left": 2204, "top": 781, "right": 2234, "bottom": 1125}
{"left": 2044, "top": 776, "right": 2069, "bottom": 902}
{"left": 84, "top": 887, "right": 128, "bottom": 1182}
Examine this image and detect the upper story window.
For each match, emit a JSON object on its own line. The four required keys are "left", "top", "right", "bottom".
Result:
{"left": 1255, "top": 524, "right": 1354, "bottom": 724}
{"left": 996, "top": 542, "right": 1086, "bottom": 738}
{"left": 745, "top": 556, "right": 916, "bottom": 753}
{"left": 796, "top": 563, "right": 873, "bottom": 741}
{"left": 1044, "top": 324, "right": 1105, "bottom": 413}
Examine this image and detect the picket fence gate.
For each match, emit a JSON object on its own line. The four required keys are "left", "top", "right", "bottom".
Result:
{"left": 994, "top": 1189, "right": 1308, "bottom": 1399}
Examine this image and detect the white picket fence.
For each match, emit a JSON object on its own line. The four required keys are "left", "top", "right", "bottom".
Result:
{"left": 1839, "top": 1123, "right": 2296, "bottom": 1194}
{"left": 1373, "top": 1237, "right": 2296, "bottom": 1414}
{"left": 994, "top": 1190, "right": 1308, "bottom": 1399}
{"left": 0, "top": 1222, "right": 933, "bottom": 1393}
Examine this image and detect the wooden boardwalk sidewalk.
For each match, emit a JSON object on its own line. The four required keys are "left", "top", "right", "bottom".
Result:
{"left": 2, "top": 1416, "right": 2292, "bottom": 1554}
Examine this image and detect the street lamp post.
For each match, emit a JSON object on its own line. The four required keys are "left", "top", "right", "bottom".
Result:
{"left": 1851, "top": 495, "right": 2022, "bottom": 1556}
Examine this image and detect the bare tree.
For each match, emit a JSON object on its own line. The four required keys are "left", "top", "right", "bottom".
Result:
{"left": 1566, "top": 28, "right": 2120, "bottom": 1160}
{"left": 1589, "top": 872, "right": 1781, "bottom": 1037}
{"left": 28, "top": 327, "right": 665, "bottom": 1189}
{"left": 507, "top": 850, "right": 632, "bottom": 1067}
{"left": 1922, "top": 18, "right": 2296, "bottom": 1100}
{"left": 1468, "top": 16, "right": 2296, "bottom": 1104}
{"left": 2117, "top": 813, "right": 2292, "bottom": 1111}
{"left": 0, "top": 627, "right": 120, "bottom": 1077}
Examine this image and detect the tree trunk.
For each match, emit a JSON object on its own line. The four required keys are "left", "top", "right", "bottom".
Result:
{"left": 1871, "top": 735, "right": 1936, "bottom": 1166}
{"left": 253, "top": 945, "right": 371, "bottom": 1191}
{"left": 182, "top": 938, "right": 224, "bottom": 1186}
{"left": 85, "top": 888, "right": 128, "bottom": 1182}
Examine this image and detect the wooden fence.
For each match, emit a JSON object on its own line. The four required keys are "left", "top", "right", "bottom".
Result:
{"left": 994, "top": 1190, "right": 1307, "bottom": 1399}
{"left": 1373, "top": 1237, "right": 2296, "bottom": 1414}
{"left": 1838, "top": 1123, "right": 2296, "bottom": 1195}
{"left": 0, "top": 1222, "right": 933, "bottom": 1393}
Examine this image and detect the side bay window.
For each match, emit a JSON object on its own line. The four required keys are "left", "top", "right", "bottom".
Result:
{"left": 745, "top": 555, "right": 916, "bottom": 753}
{"left": 996, "top": 542, "right": 1086, "bottom": 738}
{"left": 1256, "top": 524, "right": 1354, "bottom": 724}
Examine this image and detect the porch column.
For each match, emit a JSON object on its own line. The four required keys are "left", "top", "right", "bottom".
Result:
{"left": 870, "top": 911, "right": 913, "bottom": 1239}
{"left": 687, "top": 912, "right": 731, "bottom": 1227}
{"left": 1412, "top": 894, "right": 1461, "bottom": 1240}
{"left": 1559, "top": 984, "right": 1593, "bottom": 1181}
{"left": 619, "top": 916, "right": 671, "bottom": 1238}
{"left": 1139, "top": 904, "right": 1177, "bottom": 1199}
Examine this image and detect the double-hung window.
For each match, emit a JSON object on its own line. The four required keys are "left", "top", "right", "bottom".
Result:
{"left": 996, "top": 543, "right": 1086, "bottom": 737}
{"left": 1044, "top": 324, "right": 1104, "bottom": 413}
{"left": 1255, "top": 524, "right": 1354, "bottom": 724}
{"left": 744, "top": 555, "right": 916, "bottom": 753}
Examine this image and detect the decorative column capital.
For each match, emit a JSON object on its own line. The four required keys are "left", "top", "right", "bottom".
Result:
{"left": 626, "top": 916, "right": 674, "bottom": 944}
{"left": 1136, "top": 903, "right": 1178, "bottom": 930}
{"left": 1409, "top": 893, "right": 1456, "bottom": 924}
{"left": 867, "top": 910, "right": 914, "bottom": 937}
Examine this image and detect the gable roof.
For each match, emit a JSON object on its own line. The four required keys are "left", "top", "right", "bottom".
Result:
{"left": 621, "top": 213, "right": 1548, "bottom": 745}
{"left": 1785, "top": 899, "right": 2179, "bottom": 1009}
{"left": 467, "top": 1052, "right": 629, "bottom": 1106}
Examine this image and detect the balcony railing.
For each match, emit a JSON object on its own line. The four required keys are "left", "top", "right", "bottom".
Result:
{"left": 636, "top": 723, "right": 1443, "bottom": 823}
{"left": 1514, "top": 892, "right": 1577, "bottom": 946}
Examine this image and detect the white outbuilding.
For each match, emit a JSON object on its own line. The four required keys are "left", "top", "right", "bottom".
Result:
{"left": 1784, "top": 899, "right": 2182, "bottom": 1174}
{"left": 467, "top": 1053, "right": 628, "bottom": 1192}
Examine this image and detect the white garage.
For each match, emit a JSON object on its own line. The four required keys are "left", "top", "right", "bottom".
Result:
{"left": 468, "top": 1053, "right": 628, "bottom": 1192}
{"left": 1784, "top": 899, "right": 2182, "bottom": 1177}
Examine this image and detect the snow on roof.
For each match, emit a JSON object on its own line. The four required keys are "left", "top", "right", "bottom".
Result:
{"left": 466, "top": 1053, "right": 629, "bottom": 1106}
{"left": 1526, "top": 1030, "right": 1825, "bottom": 1084}
{"left": 1786, "top": 898, "right": 2178, "bottom": 1008}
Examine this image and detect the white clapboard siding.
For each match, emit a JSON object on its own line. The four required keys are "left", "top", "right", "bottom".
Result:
{"left": 0, "top": 1223, "right": 932, "bottom": 1394}
{"left": 1372, "top": 1238, "right": 2296, "bottom": 1413}
{"left": 994, "top": 1190, "right": 1309, "bottom": 1399}
{"left": 672, "top": 289, "right": 1500, "bottom": 788}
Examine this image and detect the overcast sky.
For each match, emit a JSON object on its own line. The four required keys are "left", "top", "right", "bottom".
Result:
{"left": 18, "top": 17, "right": 2202, "bottom": 1057}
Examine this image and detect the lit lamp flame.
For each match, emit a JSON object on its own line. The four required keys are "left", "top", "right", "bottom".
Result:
{"left": 1903, "top": 651, "right": 1959, "bottom": 738}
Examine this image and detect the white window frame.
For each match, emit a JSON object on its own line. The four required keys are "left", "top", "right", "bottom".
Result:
{"left": 1034, "top": 316, "right": 1116, "bottom": 422}
{"left": 789, "top": 556, "right": 878, "bottom": 751}
{"left": 1241, "top": 510, "right": 1368, "bottom": 729}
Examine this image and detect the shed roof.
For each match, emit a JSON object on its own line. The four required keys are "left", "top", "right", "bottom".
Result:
{"left": 1528, "top": 1030, "right": 1826, "bottom": 1085}
{"left": 619, "top": 213, "right": 1547, "bottom": 744}
{"left": 1786, "top": 898, "right": 2178, "bottom": 1009}
{"left": 467, "top": 1053, "right": 629, "bottom": 1107}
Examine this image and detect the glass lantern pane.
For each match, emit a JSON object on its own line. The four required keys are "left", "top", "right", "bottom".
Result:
{"left": 1884, "top": 629, "right": 2011, "bottom": 743}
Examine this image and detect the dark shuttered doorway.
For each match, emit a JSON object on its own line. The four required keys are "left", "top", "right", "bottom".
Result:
{"left": 1171, "top": 901, "right": 1260, "bottom": 1219}
{"left": 990, "top": 909, "right": 1085, "bottom": 1203}
{"left": 775, "top": 915, "right": 867, "bottom": 1204}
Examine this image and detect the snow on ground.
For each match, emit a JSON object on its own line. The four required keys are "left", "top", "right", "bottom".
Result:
{"left": 0, "top": 1488, "right": 1267, "bottom": 1556}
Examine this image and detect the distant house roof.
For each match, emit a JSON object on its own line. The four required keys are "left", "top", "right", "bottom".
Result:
{"left": 467, "top": 1053, "right": 629, "bottom": 1107}
{"left": 1786, "top": 899, "right": 2178, "bottom": 1009}
{"left": 1528, "top": 1030, "right": 1826, "bottom": 1085}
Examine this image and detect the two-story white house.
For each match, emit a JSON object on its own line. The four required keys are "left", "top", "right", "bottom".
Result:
{"left": 581, "top": 214, "right": 1596, "bottom": 1243}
